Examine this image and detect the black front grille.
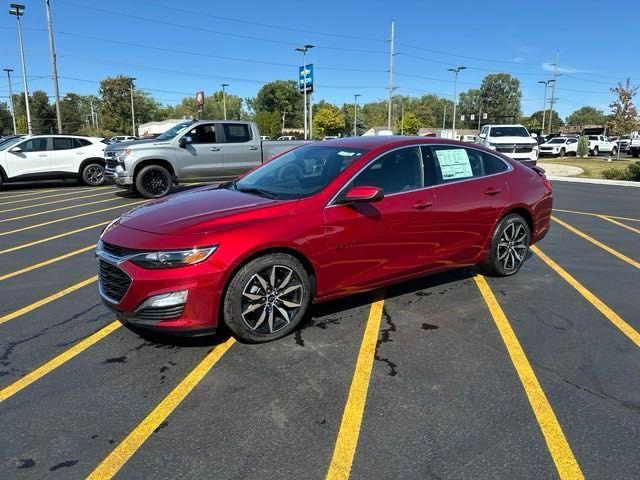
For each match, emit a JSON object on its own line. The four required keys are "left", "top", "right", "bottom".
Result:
{"left": 106, "top": 158, "right": 118, "bottom": 168}
{"left": 99, "top": 260, "right": 132, "bottom": 303}
{"left": 136, "top": 304, "right": 185, "bottom": 321}
{"left": 496, "top": 144, "right": 533, "bottom": 154}
{"left": 102, "top": 242, "right": 141, "bottom": 258}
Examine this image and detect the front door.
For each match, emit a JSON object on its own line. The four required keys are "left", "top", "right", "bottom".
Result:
{"left": 220, "top": 123, "right": 262, "bottom": 177}
{"left": 175, "top": 123, "right": 226, "bottom": 180}
{"left": 5, "top": 137, "right": 50, "bottom": 178}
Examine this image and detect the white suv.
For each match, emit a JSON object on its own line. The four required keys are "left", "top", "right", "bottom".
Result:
{"left": 0, "top": 135, "right": 108, "bottom": 189}
{"left": 477, "top": 124, "right": 539, "bottom": 166}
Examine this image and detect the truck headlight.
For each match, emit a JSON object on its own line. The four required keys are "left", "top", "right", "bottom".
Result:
{"left": 129, "top": 246, "right": 218, "bottom": 269}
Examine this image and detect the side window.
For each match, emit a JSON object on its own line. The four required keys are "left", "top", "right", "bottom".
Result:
{"left": 188, "top": 124, "right": 216, "bottom": 144}
{"left": 481, "top": 151, "right": 509, "bottom": 175}
{"left": 351, "top": 146, "right": 423, "bottom": 195}
{"left": 73, "top": 138, "right": 92, "bottom": 148}
{"left": 53, "top": 137, "right": 75, "bottom": 150}
{"left": 568, "top": 139, "right": 577, "bottom": 144}
{"left": 429, "top": 146, "right": 507, "bottom": 183}
{"left": 20, "top": 138, "right": 48, "bottom": 152}
{"left": 223, "top": 123, "right": 252, "bottom": 143}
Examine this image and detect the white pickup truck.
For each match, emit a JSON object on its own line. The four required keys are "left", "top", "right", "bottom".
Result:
{"left": 105, "top": 120, "right": 309, "bottom": 198}
{"left": 587, "top": 135, "right": 617, "bottom": 156}
{"left": 629, "top": 134, "right": 640, "bottom": 158}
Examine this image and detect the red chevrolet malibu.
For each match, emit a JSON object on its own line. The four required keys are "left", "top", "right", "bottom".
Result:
{"left": 97, "top": 137, "right": 552, "bottom": 342}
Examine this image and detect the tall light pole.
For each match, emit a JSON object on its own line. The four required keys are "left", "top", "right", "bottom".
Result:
{"left": 129, "top": 77, "right": 136, "bottom": 136}
{"left": 538, "top": 79, "right": 554, "bottom": 133}
{"left": 353, "top": 94, "right": 361, "bottom": 136}
{"left": 45, "top": 0, "right": 62, "bottom": 133}
{"left": 448, "top": 66, "right": 466, "bottom": 139}
{"left": 3, "top": 68, "right": 17, "bottom": 134}
{"left": 547, "top": 51, "right": 559, "bottom": 135}
{"left": 221, "top": 83, "right": 229, "bottom": 120}
{"left": 386, "top": 20, "right": 396, "bottom": 131}
{"left": 9, "top": 3, "right": 32, "bottom": 134}
{"left": 295, "top": 44, "right": 314, "bottom": 140}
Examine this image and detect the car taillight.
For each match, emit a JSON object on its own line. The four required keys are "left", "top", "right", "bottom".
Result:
{"left": 531, "top": 165, "right": 552, "bottom": 191}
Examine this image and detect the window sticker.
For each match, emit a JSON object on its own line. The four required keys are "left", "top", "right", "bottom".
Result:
{"left": 434, "top": 148, "right": 473, "bottom": 180}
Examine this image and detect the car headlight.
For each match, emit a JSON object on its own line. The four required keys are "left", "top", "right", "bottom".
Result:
{"left": 488, "top": 143, "right": 498, "bottom": 150}
{"left": 129, "top": 246, "right": 218, "bottom": 269}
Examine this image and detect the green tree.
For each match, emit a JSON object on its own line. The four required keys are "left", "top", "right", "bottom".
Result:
{"left": 566, "top": 106, "right": 607, "bottom": 126}
{"left": 60, "top": 93, "right": 88, "bottom": 133}
{"left": 577, "top": 136, "right": 589, "bottom": 157}
{"left": 361, "top": 100, "right": 388, "bottom": 130}
{"left": 523, "top": 110, "right": 564, "bottom": 131}
{"left": 254, "top": 111, "right": 282, "bottom": 139}
{"left": 478, "top": 74, "right": 522, "bottom": 123}
{"left": 396, "top": 111, "right": 421, "bottom": 135}
{"left": 457, "top": 89, "right": 481, "bottom": 128}
{"left": 0, "top": 102, "right": 14, "bottom": 135}
{"left": 13, "top": 90, "right": 56, "bottom": 134}
{"left": 313, "top": 101, "right": 345, "bottom": 138}
{"left": 99, "top": 76, "right": 160, "bottom": 135}
{"left": 253, "top": 80, "right": 303, "bottom": 128}
{"left": 607, "top": 78, "right": 639, "bottom": 135}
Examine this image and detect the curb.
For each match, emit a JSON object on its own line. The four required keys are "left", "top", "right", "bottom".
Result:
{"left": 547, "top": 175, "right": 640, "bottom": 188}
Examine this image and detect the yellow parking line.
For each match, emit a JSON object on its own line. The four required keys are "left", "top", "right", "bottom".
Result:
{"left": 597, "top": 215, "right": 640, "bottom": 235}
{"left": 553, "top": 208, "right": 640, "bottom": 223}
{"left": 0, "top": 187, "right": 71, "bottom": 199}
{"left": 0, "top": 186, "right": 114, "bottom": 206}
{"left": 0, "top": 201, "right": 144, "bottom": 236}
{"left": 0, "top": 244, "right": 96, "bottom": 281}
{"left": 0, "top": 197, "right": 122, "bottom": 224}
{"left": 326, "top": 295, "right": 385, "bottom": 480}
{"left": 532, "top": 245, "right": 640, "bottom": 347}
{"left": 474, "top": 275, "right": 583, "bottom": 479}
{"left": 86, "top": 337, "right": 236, "bottom": 480}
{"left": 0, "top": 222, "right": 108, "bottom": 254}
{"left": 552, "top": 216, "right": 640, "bottom": 270}
{"left": 0, "top": 321, "right": 121, "bottom": 404}
{"left": 0, "top": 276, "right": 97, "bottom": 326}
{"left": 0, "top": 190, "right": 115, "bottom": 214}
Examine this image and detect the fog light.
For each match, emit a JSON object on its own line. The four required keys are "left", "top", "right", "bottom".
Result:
{"left": 140, "top": 290, "right": 188, "bottom": 309}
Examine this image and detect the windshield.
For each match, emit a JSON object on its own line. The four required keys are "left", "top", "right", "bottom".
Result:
{"left": 548, "top": 138, "right": 566, "bottom": 144}
{"left": 491, "top": 127, "right": 530, "bottom": 138}
{"left": 0, "top": 136, "right": 24, "bottom": 150}
{"left": 232, "top": 145, "right": 367, "bottom": 200}
{"left": 155, "top": 121, "right": 194, "bottom": 141}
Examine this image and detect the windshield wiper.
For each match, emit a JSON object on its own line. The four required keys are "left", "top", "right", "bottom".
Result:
{"left": 236, "top": 187, "right": 279, "bottom": 199}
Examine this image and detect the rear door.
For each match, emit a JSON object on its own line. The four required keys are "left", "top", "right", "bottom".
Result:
{"left": 423, "top": 144, "right": 511, "bottom": 265}
{"left": 174, "top": 123, "right": 226, "bottom": 180}
{"left": 220, "top": 123, "right": 261, "bottom": 177}
{"left": 49, "top": 137, "right": 87, "bottom": 173}
{"left": 5, "top": 137, "right": 50, "bottom": 178}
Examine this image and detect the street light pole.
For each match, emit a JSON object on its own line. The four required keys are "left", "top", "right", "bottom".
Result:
{"left": 353, "top": 94, "right": 361, "bottom": 136}
{"left": 221, "top": 83, "right": 229, "bottom": 120}
{"left": 547, "top": 50, "right": 559, "bottom": 135}
{"left": 448, "top": 66, "right": 466, "bottom": 140}
{"left": 538, "top": 79, "right": 554, "bottom": 134}
{"left": 3, "top": 68, "right": 17, "bottom": 134}
{"left": 129, "top": 77, "right": 136, "bottom": 136}
{"left": 9, "top": 3, "right": 32, "bottom": 134}
{"left": 295, "top": 44, "right": 314, "bottom": 140}
{"left": 45, "top": 0, "right": 62, "bottom": 133}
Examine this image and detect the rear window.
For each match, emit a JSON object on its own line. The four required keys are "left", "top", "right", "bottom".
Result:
{"left": 53, "top": 138, "right": 75, "bottom": 150}
{"left": 74, "top": 138, "right": 92, "bottom": 148}
{"left": 223, "top": 124, "right": 252, "bottom": 143}
{"left": 490, "top": 127, "right": 529, "bottom": 138}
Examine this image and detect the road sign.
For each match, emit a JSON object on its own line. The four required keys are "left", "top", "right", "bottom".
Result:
{"left": 195, "top": 91, "right": 205, "bottom": 113}
{"left": 298, "top": 64, "right": 314, "bottom": 93}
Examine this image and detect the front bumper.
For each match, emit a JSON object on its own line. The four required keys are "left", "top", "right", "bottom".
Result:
{"left": 105, "top": 165, "right": 134, "bottom": 187}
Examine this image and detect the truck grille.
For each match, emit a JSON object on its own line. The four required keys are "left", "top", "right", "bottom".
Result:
{"left": 496, "top": 144, "right": 533, "bottom": 154}
{"left": 106, "top": 158, "right": 118, "bottom": 169}
{"left": 98, "top": 260, "right": 132, "bottom": 303}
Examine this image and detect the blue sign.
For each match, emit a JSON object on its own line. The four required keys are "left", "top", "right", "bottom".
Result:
{"left": 298, "top": 64, "right": 314, "bottom": 93}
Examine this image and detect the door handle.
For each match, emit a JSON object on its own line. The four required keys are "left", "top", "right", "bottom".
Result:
{"left": 412, "top": 200, "right": 433, "bottom": 209}
{"left": 38, "top": 154, "right": 47, "bottom": 157}
{"left": 249, "top": 146, "right": 258, "bottom": 150}
{"left": 209, "top": 147, "right": 221, "bottom": 151}
{"left": 484, "top": 187, "right": 502, "bottom": 196}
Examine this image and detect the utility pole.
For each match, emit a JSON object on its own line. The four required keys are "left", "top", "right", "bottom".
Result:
{"left": 3, "top": 68, "right": 17, "bottom": 134}
{"left": 309, "top": 93, "right": 313, "bottom": 139}
{"left": 400, "top": 100, "right": 405, "bottom": 135}
{"left": 281, "top": 110, "right": 287, "bottom": 135}
{"left": 448, "top": 66, "right": 466, "bottom": 139}
{"left": 221, "top": 83, "right": 229, "bottom": 120}
{"left": 477, "top": 105, "right": 482, "bottom": 133}
{"left": 9, "top": 3, "right": 32, "bottom": 134}
{"left": 295, "top": 44, "right": 314, "bottom": 140}
{"left": 547, "top": 51, "right": 559, "bottom": 135}
{"left": 353, "top": 94, "right": 361, "bottom": 136}
{"left": 90, "top": 99, "right": 96, "bottom": 129}
{"left": 129, "top": 77, "right": 136, "bottom": 136}
{"left": 538, "top": 79, "right": 554, "bottom": 134}
{"left": 442, "top": 103, "right": 447, "bottom": 131}
{"left": 45, "top": 0, "right": 62, "bottom": 133}
{"left": 387, "top": 20, "right": 395, "bottom": 131}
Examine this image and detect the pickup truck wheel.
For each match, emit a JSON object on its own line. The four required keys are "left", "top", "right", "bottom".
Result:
{"left": 592, "top": 146, "right": 599, "bottom": 156}
{"left": 135, "top": 165, "right": 172, "bottom": 199}
{"left": 80, "top": 162, "right": 106, "bottom": 186}
{"left": 611, "top": 147, "right": 618, "bottom": 156}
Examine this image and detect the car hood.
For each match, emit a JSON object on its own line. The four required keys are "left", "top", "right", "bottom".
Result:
{"left": 105, "top": 138, "right": 158, "bottom": 151}
{"left": 541, "top": 142, "right": 564, "bottom": 147}
{"left": 117, "top": 186, "right": 297, "bottom": 235}
{"left": 489, "top": 136, "right": 537, "bottom": 145}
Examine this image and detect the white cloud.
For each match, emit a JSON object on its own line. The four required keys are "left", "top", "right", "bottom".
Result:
{"left": 541, "top": 62, "right": 590, "bottom": 74}
{"left": 512, "top": 57, "right": 525, "bottom": 63}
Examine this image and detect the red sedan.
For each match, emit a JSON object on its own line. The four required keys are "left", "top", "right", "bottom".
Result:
{"left": 97, "top": 137, "right": 552, "bottom": 342}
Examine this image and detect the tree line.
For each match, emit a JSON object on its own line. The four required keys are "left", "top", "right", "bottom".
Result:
{"left": 0, "top": 74, "right": 637, "bottom": 138}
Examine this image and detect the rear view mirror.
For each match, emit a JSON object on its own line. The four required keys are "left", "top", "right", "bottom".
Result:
{"left": 337, "top": 185, "right": 384, "bottom": 204}
{"left": 10, "top": 146, "right": 22, "bottom": 153}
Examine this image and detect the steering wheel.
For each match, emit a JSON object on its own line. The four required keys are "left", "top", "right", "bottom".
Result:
{"left": 277, "top": 163, "right": 304, "bottom": 182}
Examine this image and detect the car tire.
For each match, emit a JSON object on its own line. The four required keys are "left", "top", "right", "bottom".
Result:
{"left": 223, "top": 253, "right": 311, "bottom": 343}
{"left": 135, "top": 164, "right": 172, "bottom": 199}
{"left": 593, "top": 146, "right": 599, "bottom": 156}
{"left": 480, "top": 213, "right": 531, "bottom": 277}
{"left": 611, "top": 147, "right": 618, "bottom": 156}
{"left": 559, "top": 147, "right": 566, "bottom": 157}
{"left": 80, "top": 162, "right": 106, "bottom": 186}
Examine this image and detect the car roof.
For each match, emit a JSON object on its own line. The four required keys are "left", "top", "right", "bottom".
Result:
{"left": 310, "top": 135, "right": 479, "bottom": 150}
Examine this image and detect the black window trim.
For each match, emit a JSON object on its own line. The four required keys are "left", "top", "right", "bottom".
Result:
{"left": 327, "top": 143, "right": 513, "bottom": 207}
{"left": 16, "top": 136, "right": 50, "bottom": 153}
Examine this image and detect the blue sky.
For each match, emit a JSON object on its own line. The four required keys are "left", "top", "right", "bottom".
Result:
{"left": 1, "top": 0, "right": 638, "bottom": 119}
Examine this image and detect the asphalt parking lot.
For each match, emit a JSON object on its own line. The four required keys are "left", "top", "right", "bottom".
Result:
{"left": 0, "top": 179, "right": 638, "bottom": 479}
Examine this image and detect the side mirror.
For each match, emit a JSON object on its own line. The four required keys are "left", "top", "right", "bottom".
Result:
{"left": 478, "top": 133, "right": 486, "bottom": 139}
{"left": 179, "top": 136, "right": 192, "bottom": 147}
{"left": 337, "top": 185, "right": 384, "bottom": 204}
{"left": 10, "top": 146, "right": 22, "bottom": 153}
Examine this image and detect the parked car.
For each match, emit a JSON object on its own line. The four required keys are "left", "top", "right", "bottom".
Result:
{"left": 612, "top": 135, "right": 631, "bottom": 153}
{"left": 97, "top": 136, "right": 552, "bottom": 342}
{"left": 0, "top": 134, "right": 27, "bottom": 150}
{"left": 109, "top": 135, "right": 137, "bottom": 144}
{"left": 459, "top": 135, "right": 476, "bottom": 142}
{"left": 629, "top": 134, "right": 640, "bottom": 158}
{"left": 0, "top": 135, "right": 108, "bottom": 189}
{"left": 587, "top": 135, "right": 617, "bottom": 156}
{"left": 476, "top": 124, "right": 539, "bottom": 166}
{"left": 539, "top": 137, "right": 579, "bottom": 157}
{"left": 104, "top": 120, "right": 309, "bottom": 198}
{"left": 277, "top": 135, "right": 296, "bottom": 141}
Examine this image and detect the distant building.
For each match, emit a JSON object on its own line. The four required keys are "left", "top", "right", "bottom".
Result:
{"left": 418, "top": 128, "right": 477, "bottom": 139}
{"left": 138, "top": 118, "right": 192, "bottom": 137}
